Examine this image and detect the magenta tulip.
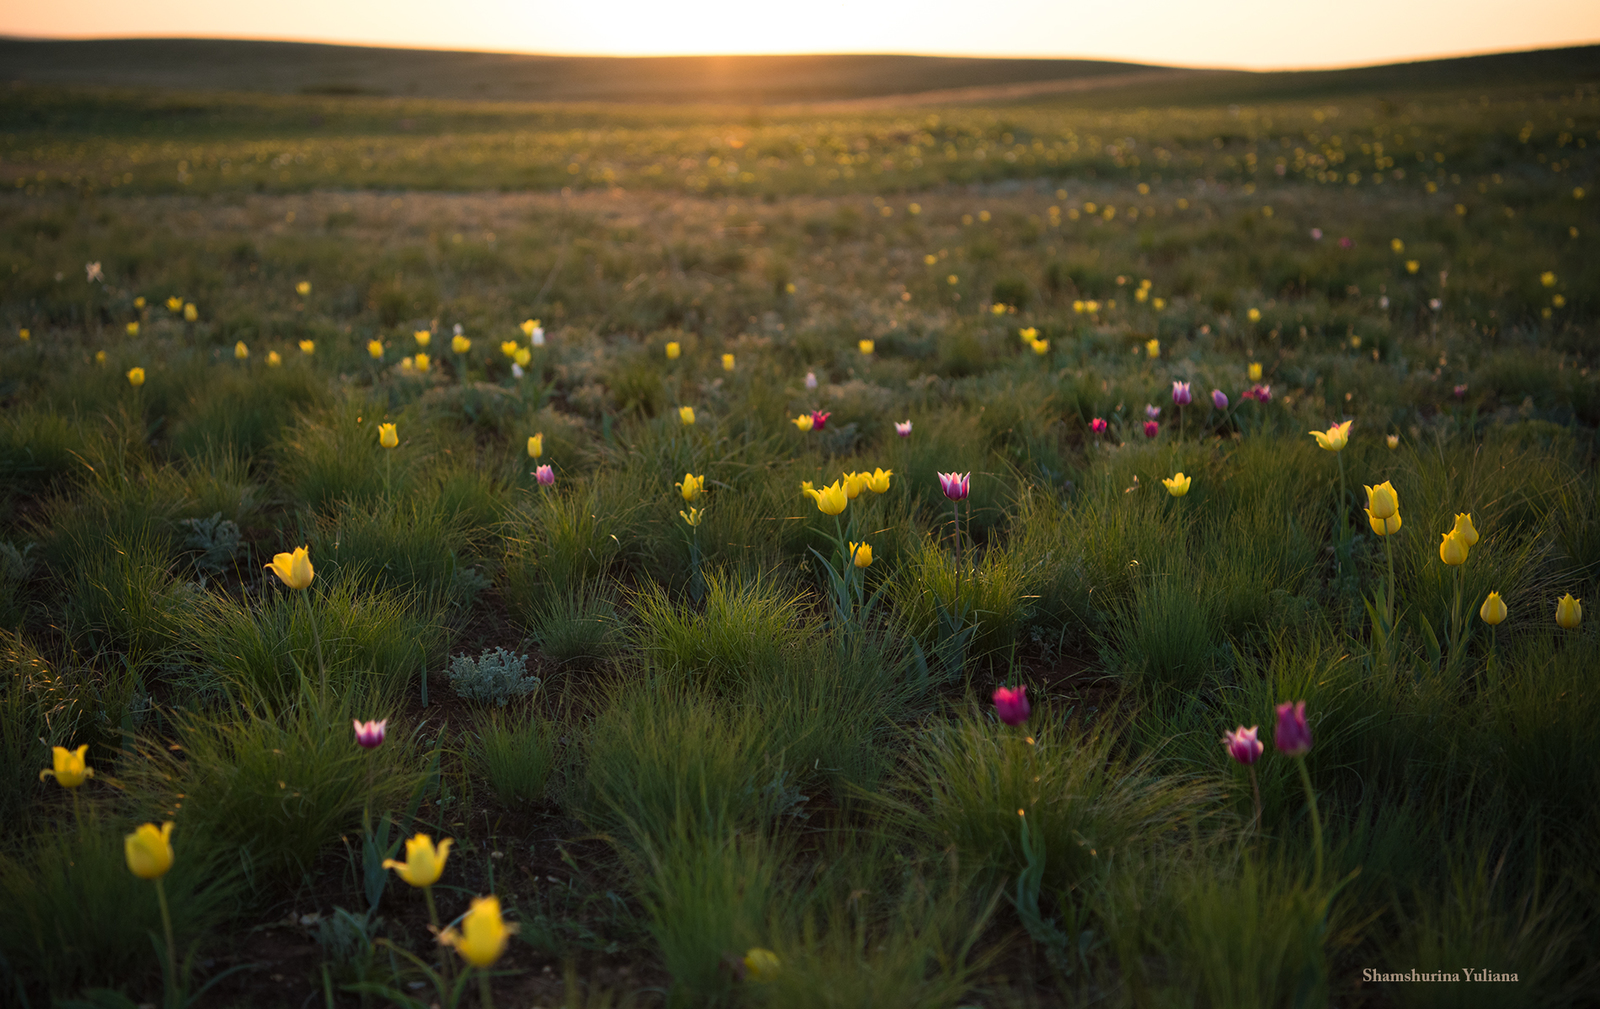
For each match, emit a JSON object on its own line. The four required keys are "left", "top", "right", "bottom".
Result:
{"left": 1212, "top": 389, "right": 1228, "bottom": 410}
{"left": 993, "top": 686, "right": 1030, "bottom": 726}
{"left": 1172, "top": 381, "right": 1192, "bottom": 406}
{"left": 353, "top": 719, "right": 388, "bottom": 749}
{"left": 810, "top": 410, "right": 830, "bottom": 430}
{"left": 1089, "top": 417, "right": 1108, "bottom": 434}
{"left": 938, "top": 471, "right": 970, "bottom": 501}
{"left": 1274, "top": 701, "right": 1312, "bottom": 756}
{"left": 1143, "top": 420, "right": 1159, "bottom": 439}
{"left": 1222, "top": 725, "right": 1262, "bottom": 764}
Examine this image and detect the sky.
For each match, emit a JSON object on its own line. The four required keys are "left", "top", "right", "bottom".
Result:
{"left": 5, "top": 0, "right": 1599, "bottom": 70}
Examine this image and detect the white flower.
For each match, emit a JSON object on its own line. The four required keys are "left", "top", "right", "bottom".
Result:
{"left": 1379, "top": 296, "right": 1389, "bottom": 309}
{"left": 453, "top": 323, "right": 464, "bottom": 335}
{"left": 85, "top": 262, "right": 103, "bottom": 283}
{"left": 531, "top": 327, "right": 545, "bottom": 347}
{"left": 804, "top": 371, "right": 818, "bottom": 390}
{"left": 511, "top": 362, "right": 525, "bottom": 379}
{"left": 1429, "top": 299, "right": 1442, "bottom": 311}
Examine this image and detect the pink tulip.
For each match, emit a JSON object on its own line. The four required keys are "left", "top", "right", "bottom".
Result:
{"left": 1274, "top": 701, "right": 1312, "bottom": 756}
{"left": 1143, "top": 420, "right": 1159, "bottom": 439}
{"left": 1089, "top": 417, "right": 1108, "bottom": 434}
{"left": 1453, "top": 384, "right": 1467, "bottom": 399}
{"left": 1172, "top": 381, "right": 1192, "bottom": 406}
{"left": 993, "top": 686, "right": 1030, "bottom": 726}
{"left": 353, "top": 719, "right": 388, "bottom": 749}
{"left": 1222, "top": 725, "right": 1262, "bottom": 764}
{"left": 1145, "top": 404, "right": 1161, "bottom": 419}
{"left": 1212, "top": 389, "right": 1228, "bottom": 410}
{"left": 1338, "top": 237, "right": 1353, "bottom": 249}
{"left": 1249, "top": 384, "right": 1271, "bottom": 403}
{"left": 938, "top": 471, "right": 970, "bottom": 501}
{"left": 810, "top": 410, "right": 830, "bottom": 430}
{"left": 535, "top": 464, "right": 555, "bottom": 486}
{"left": 895, "top": 420, "right": 913, "bottom": 437}
{"left": 1310, "top": 228, "right": 1323, "bottom": 240}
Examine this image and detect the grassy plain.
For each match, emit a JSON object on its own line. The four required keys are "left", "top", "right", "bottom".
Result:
{"left": 1, "top": 44, "right": 1598, "bottom": 1008}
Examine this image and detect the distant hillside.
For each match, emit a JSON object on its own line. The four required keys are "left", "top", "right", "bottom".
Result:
{"left": 0, "top": 39, "right": 1173, "bottom": 104}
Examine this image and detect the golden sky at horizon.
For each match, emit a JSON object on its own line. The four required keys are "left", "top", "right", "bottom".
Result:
{"left": 5, "top": 0, "right": 1599, "bottom": 71}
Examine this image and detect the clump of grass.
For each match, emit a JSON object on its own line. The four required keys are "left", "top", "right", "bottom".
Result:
{"left": 1107, "top": 573, "right": 1224, "bottom": 691}
{"left": 890, "top": 536, "right": 1034, "bottom": 665}
{"left": 529, "top": 583, "right": 623, "bottom": 667}
{"left": 471, "top": 706, "right": 557, "bottom": 808}
{"left": 630, "top": 568, "right": 805, "bottom": 690}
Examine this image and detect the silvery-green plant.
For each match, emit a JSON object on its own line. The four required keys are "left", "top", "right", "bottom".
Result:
{"left": 446, "top": 647, "right": 540, "bottom": 707}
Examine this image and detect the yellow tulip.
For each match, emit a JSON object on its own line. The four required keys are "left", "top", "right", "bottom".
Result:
{"left": 1309, "top": 420, "right": 1352, "bottom": 452}
{"left": 267, "top": 351, "right": 282, "bottom": 367}
{"left": 513, "top": 347, "right": 531, "bottom": 366}
{"left": 125, "top": 322, "right": 138, "bottom": 336}
{"left": 1451, "top": 513, "right": 1479, "bottom": 548}
{"left": 1030, "top": 338, "right": 1049, "bottom": 355}
{"left": 1145, "top": 338, "right": 1160, "bottom": 359}
{"left": 849, "top": 542, "right": 873, "bottom": 568}
{"left": 1019, "top": 327, "right": 1037, "bottom": 343}
{"left": 40, "top": 744, "right": 94, "bottom": 789}
{"left": 1479, "top": 592, "right": 1507, "bottom": 626}
{"left": 678, "top": 406, "right": 696, "bottom": 425}
{"left": 1366, "top": 509, "right": 1401, "bottom": 536}
{"left": 126, "top": 367, "right": 145, "bottom": 386}
{"left": 1386, "top": 434, "right": 1399, "bottom": 449}
{"left": 124, "top": 822, "right": 174, "bottom": 880}
{"left": 1247, "top": 308, "right": 1262, "bottom": 322}
{"left": 842, "top": 471, "right": 867, "bottom": 499}
{"left": 858, "top": 339, "right": 875, "bottom": 355}
{"left": 722, "top": 353, "right": 735, "bottom": 372}
{"left": 452, "top": 334, "right": 471, "bottom": 354}
{"left": 368, "top": 340, "right": 384, "bottom": 359}
{"left": 792, "top": 414, "right": 814, "bottom": 431}
{"left": 666, "top": 341, "right": 681, "bottom": 359}
{"left": 442, "top": 895, "right": 514, "bottom": 968}
{"left": 528, "top": 433, "right": 543, "bottom": 459}
{"left": 500, "top": 340, "right": 519, "bottom": 358}
{"left": 1364, "top": 481, "right": 1398, "bottom": 520}
{"left": 414, "top": 330, "right": 432, "bottom": 347}
{"left": 96, "top": 350, "right": 107, "bottom": 364}
{"left": 1556, "top": 593, "right": 1582, "bottom": 630}
{"left": 805, "top": 480, "right": 849, "bottom": 516}
{"left": 1161, "top": 472, "right": 1191, "bottom": 497}
{"left": 1438, "top": 531, "right": 1469, "bottom": 566}
{"left": 183, "top": 303, "right": 198, "bottom": 322}
{"left": 296, "top": 281, "right": 311, "bottom": 296}
{"left": 378, "top": 423, "right": 398, "bottom": 449}
{"left": 135, "top": 297, "right": 145, "bottom": 308}
{"left": 865, "top": 467, "right": 893, "bottom": 494}
{"left": 1248, "top": 362, "right": 1263, "bottom": 382}
{"left": 521, "top": 319, "right": 538, "bottom": 337}
{"left": 265, "top": 545, "right": 315, "bottom": 590}
{"left": 414, "top": 353, "right": 430, "bottom": 372}
{"left": 680, "top": 506, "right": 703, "bottom": 527}
{"left": 382, "top": 833, "right": 453, "bottom": 888}
{"left": 234, "top": 341, "right": 249, "bottom": 360}
{"left": 299, "top": 340, "right": 315, "bottom": 355}
{"left": 677, "top": 473, "right": 705, "bottom": 502}
{"left": 743, "top": 948, "right": 780, "bottom": 982}
{"left": 166, "top": 296, "right": 183, "bottom": 313}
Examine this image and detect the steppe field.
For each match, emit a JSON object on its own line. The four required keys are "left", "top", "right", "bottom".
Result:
{"left": 2, "top": 40, "right": 1599, "bottom": 1008}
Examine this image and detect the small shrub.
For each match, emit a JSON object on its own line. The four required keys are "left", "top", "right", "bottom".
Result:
{"left": 447, "top": 647, "right": 540, "bottom": 706}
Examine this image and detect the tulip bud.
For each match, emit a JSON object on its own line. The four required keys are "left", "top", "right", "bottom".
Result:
{"left": 938, "top": 471, "right": 970, "bottom": 501}
{"left": 1438, "top": 531, "right": 1469, "bottom": 566}
{"left": 1248, "top": 362, "right": 1263, "bottom": 382}
{"left": 804, "top": 371, "right": 818, "bottom": 389}
{"left": 378, "top": 423, "right": 398, "bottom": 449}
{"left": 722, "top": 353, "right": 735, "bottom": 371}
{"left": 1274, "top": 701, "right": 1312, "bottom": 756}
{"left": 1171, "top": 381, "right": 1192, "bottom": 406}
{"left": 1222, "top": 726, "right": 1262, "bottom": 765}
{"left": 1143, "top": 420, "right": 1159, "bottom": 439}
{"left": 1364, "top": 482, "right": 1398, "bottom": 520}
{"left": 1090, "top": 417, "right": 1108, "bottom": 434}
{"left": 665, "top": 341, "right": 681, "bottom": 359}
{"left": 535, "top": 464, "right": 555, "bottom": 487}
{"left": 234, "top": 341, "right": 249, "bottom": 360}
{"left": 1212, "top": 389, "right": 1229, "bottom": 410}
{"left": 124, "top": 822, "right": 175, "bottom": 880}
{"left": 1479, "top": 592, "right": 1507, "bottom": 626}
{"left": 679, "top": 406, "right": 696, "bottom": 425}
{"left": 528, "top": 433, "right": 543, "bottom": 459}
{"left": 1451, "top": 513, "right": 1479, "bottom": 548}
{"left": 993, "top": 686, "right": 1030, "bottom": 726}
{"left": 127, "top": 367, "right": 146, "bottom": 386}
{"left": 368, "top": 340, "right": 384, "bottom": 359}
{"left": 858, "top": 339, "right": 874, "bottom": 355}
{"left": 1556, "top": 593, "right": 1582, "bottom": 630}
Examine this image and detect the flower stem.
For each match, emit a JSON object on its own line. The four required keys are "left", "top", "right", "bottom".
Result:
{"left": 424, "top": 885, "right": 452, "bottom": 987}
{"left": 1335, "top": 450, "right": 1349, "bottom": 546}
{"left": 1248, "top": 764, "right": 1262, "bottom": 832}
{"left": 1295, "top": 756, "right": 1324, "bottom": 885}
{"left": 1382, "top": 532, "right": 1396, "bottom": 629}
{"left": 479, "top": 967, "right": 495, "bottom": 1009}
{"left": 154, "top": 877, "right": 178, "bottom": 1009}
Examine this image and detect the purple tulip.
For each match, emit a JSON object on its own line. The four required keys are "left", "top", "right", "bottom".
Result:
{"left": 1089, "top": 417, "right": 1108, "bottom": 434}
{"left": 1145, "top": 404, "right": 1161, "bottom": 420}
{"left": 1274, "top": 701, "right": 1312, "bottom": 756}
{"left": 938, "top": 471, "right": 970, "bottom": 501}
{"left": 1143, "top": 420, "right": 1159, "bottom": 439}
{"left": 353, "top": 719, "right": 388, "bottom": 749}
{"left": 535, "top": 464, "right": 555, "bottom": 487}
{"left": 993, "top": 686, "right": 1030, "bottom": 726}
{"left": 1453, "top": 384, "right": 1467, "bottom": 399}
{"left": 1172, "top": 381, "right": 1192, "bottom": 406}
{"left": 1222, "top": 725, "right": 1262, "bottom": 764}
{"left": 1212, "top": 389, "right": 1229, "bottom": 410}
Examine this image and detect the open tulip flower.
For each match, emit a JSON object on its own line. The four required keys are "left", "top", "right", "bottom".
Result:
{"left": 1364, "top": 481, "right": 1398, "bottom": 520}
{"left": 803, "top": 479, "right": 849, "bottom": 516}
{"left": 1274, "top": 701, "right": 1312, "bottom": 756}
{"left": 1480, "top": 592, "right": 1507, "bottom": 626}
{"left": 452, "top": 334, "right": 471, "bottom": 354}
{"left": 442, "top": 895, "right": 515, "bottom": 968}
{"left": 680, "top": 506, "right": 703, "bottom": 527}
{"left": 810, "top": 410, "right": 830, "bottom": 430}
{"left": 1556, "top": 593, "right": 1582, "bottom": 630}
{"left": 1222, "top": 726, "right": 1262, "bottom": 764}
{"left": 265, "top": 546, "right": 315, "bottom": 590}
{"left": 1161, "top": 473, "right": 1191, "bottom": 497}
{"left": 677, "top": 473, "right": 705, "bottom": 502}
{"left": 383, "top": 833, "right": 453, "bottom": 887}
{"left": 858, "top": 339, "right": 874, "bottom": 355}
{"left": 414, "top": 330, "right": 431, "bottom": 347}
{"left": 792, "top": 413, "right": 815, "bottom": 431}
{"left": 849, "top": 542, "right": 873, "bottom": 568}
{"left": 865, "top": 467, "right": 892, "bottom": 493}
{"left": 1451, "top": 513, "right": 1479, "bottom": 548}
{"left": 938, "top": 471, "right": 970, "bottom": 501}
{"left": 40, "top": 744, "right": 94, "bottom": 788}
{"left": 1089, "top": 417, "right": 1108, "bottom": 434}
{"left": 1172, "top": 381, "right": 1192, "bottom": 406}
{"left": 500, "top": 340, "right": 519, "bottom": 358}
{"left": 1029, "top": 338, "right": 1049, "bottom": 355}
{"left": 993, "top": 685, "right": 1030, "bottom": 726}
{"left": 1438, "top": 530, "right": 1469, "bottom": 566}
{"left": 678, "top": 406, "right": 696, "bottom": 425}
{"left": 895, "top": 420, "right": 913, "bottom": 437}
{"left": 378, "top": 423, "right": 398, "bottom": 449}
{"left": 299, "top": 340, "right": 315, "bottom": 355}
{"left": 353, "top": 719, "right": 387, "bottom": 748}
{"left": 125, "top": 821, "right": 175, "bottom": 880}
{"left": 1309, "top": 420, "right": 1353, "bottom": 451}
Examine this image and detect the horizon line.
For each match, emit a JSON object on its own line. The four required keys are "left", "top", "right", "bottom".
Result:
{"left": 4, "top": 32, "right": 1598, "bottom": 76}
